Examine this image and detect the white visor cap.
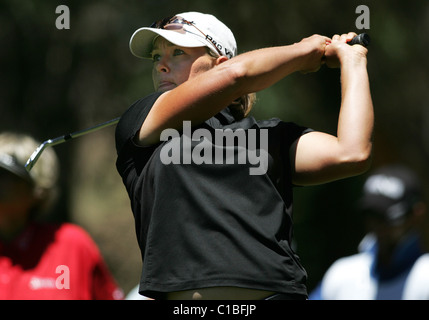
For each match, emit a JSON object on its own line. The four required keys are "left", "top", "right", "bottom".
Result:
{"left": 129, "top": 12, "right": 237, "bottom": 59}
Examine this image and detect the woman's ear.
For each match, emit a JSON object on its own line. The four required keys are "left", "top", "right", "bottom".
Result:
{"left": 215, "top": 56, "right": 229, "bottom": 65}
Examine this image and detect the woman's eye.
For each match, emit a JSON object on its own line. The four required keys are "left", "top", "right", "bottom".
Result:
{"left": 173, "top": 49, "right": 185, "bottom": 56}
{"left": 152, "top": 54, "right": 161, "bottom": 62}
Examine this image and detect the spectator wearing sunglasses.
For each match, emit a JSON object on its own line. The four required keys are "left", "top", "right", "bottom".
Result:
{"left": 310, "top": 165, "right": 429, "bottom": 300}
{"left": 116, "top": 11, "right": 374, "bottom": 300}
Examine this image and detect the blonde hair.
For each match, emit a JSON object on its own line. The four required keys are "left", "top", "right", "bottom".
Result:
{"left": 228, "top": 93, "right": 256, "bottom": 120}
{"left": 0, "top": 132, "right": 59, "bottom": 215}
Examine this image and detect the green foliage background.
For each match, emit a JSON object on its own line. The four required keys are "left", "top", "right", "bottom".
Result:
{"left": 1, "top": 0, "right": 429, "bottom": 294}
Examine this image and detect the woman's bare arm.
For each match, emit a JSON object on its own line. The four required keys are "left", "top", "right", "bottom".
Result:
{"left": 138, "top": 35, "right": 329, "bottom": 145}
{"left": 291, "top": 33, "right": 374, "bottom": 185}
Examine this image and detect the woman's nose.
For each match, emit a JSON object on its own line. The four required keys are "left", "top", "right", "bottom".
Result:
{"left": 156, "top": 56, "right": 170, "bottom": 73}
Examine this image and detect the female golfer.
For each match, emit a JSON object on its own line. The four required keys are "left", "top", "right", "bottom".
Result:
{"left": 115, "top": 11, "right": 373, "bottom": 300}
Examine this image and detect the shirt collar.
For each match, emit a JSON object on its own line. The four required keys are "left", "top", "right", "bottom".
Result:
{"left": 215, "top": 107, "right": 236, "bottom": 125}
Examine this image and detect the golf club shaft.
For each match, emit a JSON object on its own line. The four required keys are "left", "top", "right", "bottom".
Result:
{"left": 25, "top": 117, "right": 120, "bottom": 172}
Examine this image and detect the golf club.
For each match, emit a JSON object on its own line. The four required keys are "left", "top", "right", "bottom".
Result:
{"left": 25, "top": 117, "right": 120, "bottom": 172}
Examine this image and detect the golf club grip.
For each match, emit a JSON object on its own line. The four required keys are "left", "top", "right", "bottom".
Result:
{"left": 348, "top": 33, "right": 370, "bottom": 47}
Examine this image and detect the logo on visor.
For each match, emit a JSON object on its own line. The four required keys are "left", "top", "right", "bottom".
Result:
{"left": 205, "top": 34, "right": 233, "bottom": 59}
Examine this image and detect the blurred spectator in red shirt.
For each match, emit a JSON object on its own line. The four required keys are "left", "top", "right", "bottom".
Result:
{"left": 0, "top": 132, "right": 123, "bottom": 300}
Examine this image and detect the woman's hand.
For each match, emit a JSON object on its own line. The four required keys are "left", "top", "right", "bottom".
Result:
{"left": 324, "top": 32, "right": 368, "bottom": 69}
{"left": 297, "top": 34, "right": 330, "bottom": 74}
